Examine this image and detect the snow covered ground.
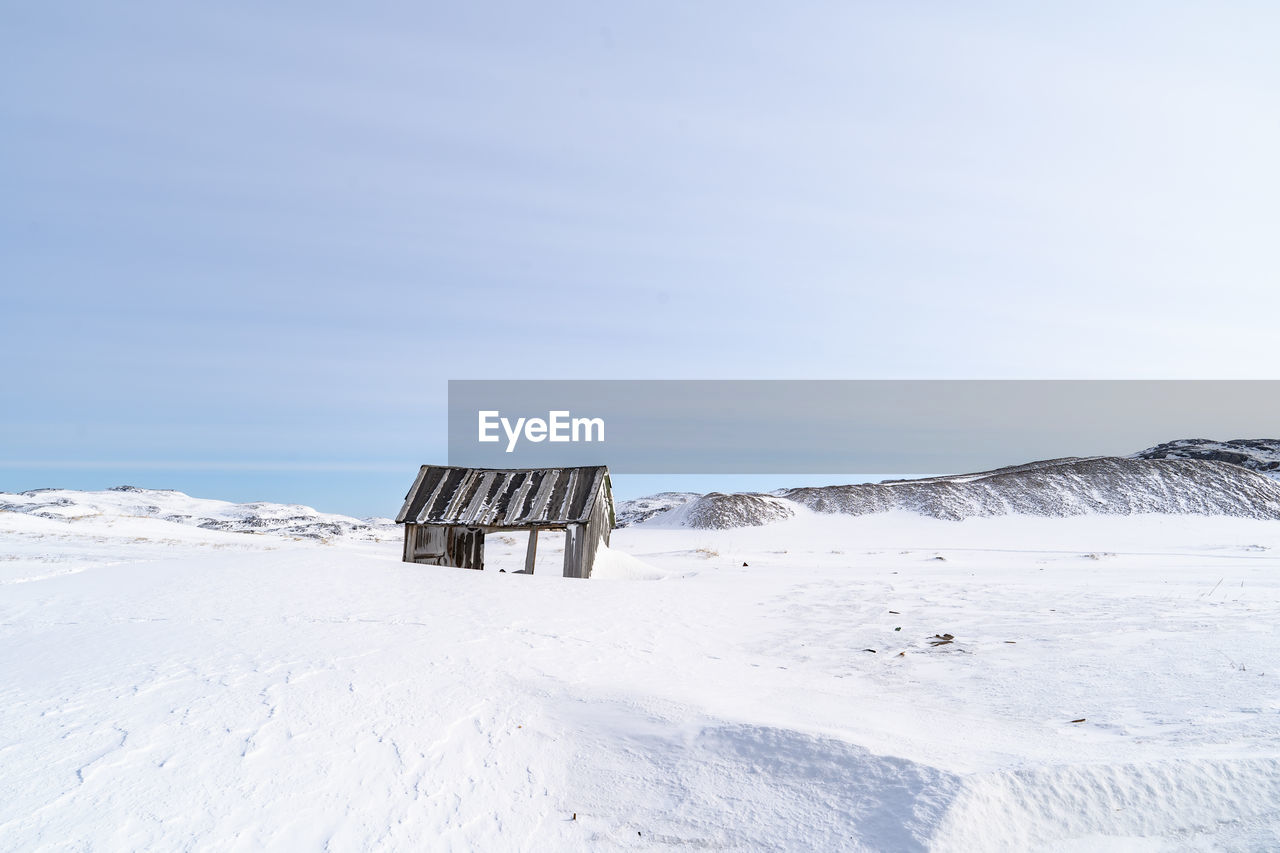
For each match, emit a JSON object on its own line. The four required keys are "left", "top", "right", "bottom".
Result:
{"left": 3, "top": 499, "right": 1279, "bottom": 850}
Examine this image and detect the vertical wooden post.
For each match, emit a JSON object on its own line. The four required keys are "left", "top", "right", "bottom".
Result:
{"left": 563, "top": 524, "right": 584, "bottom": 578}
{"left": 524, "top": 527, "right": 538, "bottom": 574}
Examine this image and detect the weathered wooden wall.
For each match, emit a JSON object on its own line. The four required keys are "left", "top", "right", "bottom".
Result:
{"left": 562, "top": 478, "right": 613, "bottom": 579}
{"left": 403, "top": 523, "right": 485, "bottom": 570}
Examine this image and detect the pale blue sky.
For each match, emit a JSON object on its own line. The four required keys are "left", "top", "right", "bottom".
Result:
{"left": 3, "top": 3, "right": 1278, "bottom": 515}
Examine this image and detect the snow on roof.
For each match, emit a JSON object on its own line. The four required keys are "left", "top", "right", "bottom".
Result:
{"left": 395, "top": 465, "right": 613, "bottom": 528}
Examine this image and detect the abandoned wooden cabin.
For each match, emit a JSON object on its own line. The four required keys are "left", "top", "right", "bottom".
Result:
{"left": 395, "top": 465, "right": 615, "bottom": 579}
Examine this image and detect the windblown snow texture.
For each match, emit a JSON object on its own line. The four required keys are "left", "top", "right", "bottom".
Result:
{"left": 5, "top": 492, "right": 1280, "bottom": 850}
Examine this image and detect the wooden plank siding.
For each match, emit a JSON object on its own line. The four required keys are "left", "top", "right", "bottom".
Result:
{"left": 403, "top": 524, "right": 485, "bottom": 570}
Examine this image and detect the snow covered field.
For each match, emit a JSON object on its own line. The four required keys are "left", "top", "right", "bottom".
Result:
{"left": 3, "top": 500, "right": 1279, "bottom": 850}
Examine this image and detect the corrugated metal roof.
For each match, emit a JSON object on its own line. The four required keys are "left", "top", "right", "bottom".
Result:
{"left": 395, "top": 465, "right": 613, "bottom": 527}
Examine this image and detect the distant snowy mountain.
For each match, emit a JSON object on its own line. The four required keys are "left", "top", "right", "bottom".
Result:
{"left": 0, "top": 486, "right": 398, "bottom": 542}
{"left": 12, "top": 439, "right": 1280, "bottom": 537}
{"left": 1132, "top": 438, "right": 1280, "bottom": 482}
{"left": 614, "top": 492, "right": 701, "bottom": 527}
{"left": 782, "top": 457, "right": 1280, "bottom": 522}
{"left": 646, "top": 492, "right": 796, "bottom": 529}
{"left": 634, "top": 455, "right": 1280, "bottom": 529}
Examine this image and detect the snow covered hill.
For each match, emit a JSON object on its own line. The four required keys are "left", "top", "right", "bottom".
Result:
{"left": 613, "top": 492, "right": 701, "bottom": 527}
{"left": 1133, "top": 437, "right": 1280, "bottom": 481}
{"left": 0, "top": 486, "right": 397, "bottom": 542}
{"left": 642, "top": 456, "right": 1280, "bottom": 529}
{"left": 646, "top": 491, "right": 796, "bottom": 529}
{"left": 3, "top": 501, "right": 1279, "bottom": 850}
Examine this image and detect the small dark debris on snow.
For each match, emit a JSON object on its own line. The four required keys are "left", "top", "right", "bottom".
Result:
{"left": 863, "top": 648, "right": 877, "bottom": 653}
{"left": 889, "top": 610, "right": 900, "bottom": 614}
{"left": 928, "top": 634, "right": 955, "bottom": 646}
{"left": 742, "top": 562, "right": 749, "bottom": 566}
{"left": 1070, "top": 718, "right": 1086, "bottom": 723}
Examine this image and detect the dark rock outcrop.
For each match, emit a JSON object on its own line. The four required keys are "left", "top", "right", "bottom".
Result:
{"left": 1133, "top": 439, "right": 1280, "bottom": 481}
